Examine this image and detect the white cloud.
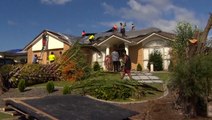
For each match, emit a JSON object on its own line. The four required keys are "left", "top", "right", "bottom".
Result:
{"left": 152, "top": 19, "right": 177, "bottom": 33}
{"left": 41, "top": 0, "right": 72, "bottom": 5}
{"left": 102, "top": 0, "right": 200, "bottom": 32}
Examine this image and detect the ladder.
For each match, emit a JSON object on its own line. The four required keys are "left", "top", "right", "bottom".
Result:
{"left": 39, "top": 33, "right": 49, "bottom": 61}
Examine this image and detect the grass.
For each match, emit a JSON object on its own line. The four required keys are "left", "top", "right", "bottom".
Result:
{"left": 152, "top": 72, "right": 171, "bottom": 83}
{"left": 32, "top": 80, "right": 74, "bottom": 87}
{"left": 30, "top": 71, "right": 167, "bottom": 102}
{"left": 0, "top": 112, "right": 14, "bottom": 119}
{"left": 112, "top": 90, "right": 163, "bottom": 102}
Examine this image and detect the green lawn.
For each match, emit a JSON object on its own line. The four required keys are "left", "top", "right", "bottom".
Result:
{"left": 152, "top": 72, "right": 171, "bottom": 83}
{"left": 32, "top": 80, "right": 74, "bottom": 87}
{"left": 0, "top": 112, "right": 14, "bottom": 119}
{"left": 32, "top": 72, "right": 121, "bottom": 87}
{"left": 32, "top": 72, "right": 171, "bottom": 87}
{"left": 30, "top": 71, "right": 168, "bottom": 102}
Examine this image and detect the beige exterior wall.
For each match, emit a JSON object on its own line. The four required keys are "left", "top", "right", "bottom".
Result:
{"left": 28, "top": 44, "right": 69, "bottom": 64}
{"left": 27, "top": 47, "right": 33, "bottom": 64}
{"left": 129, "top": 43, "right": 144, "bottom": 70}
{"left": 48, "top": 36, "right": 64, "bottom": 49}
{"left": 32, "top": 35, "right": 64, "bottom": 51}
{"left": 27, "top": 33, "right": 72, "bottom": 64}
{"left": 63, "top": 44, "right": 70, "bottom": 52}
{"left": 81, "top": 48, "right": 93, "bottom": 66}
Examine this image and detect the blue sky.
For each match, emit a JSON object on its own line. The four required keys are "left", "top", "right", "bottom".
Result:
{"left": 0, "top": 0, "right": 211, "bottom": 51}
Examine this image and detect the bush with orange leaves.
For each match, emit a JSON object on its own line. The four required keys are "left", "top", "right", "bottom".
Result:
{"left": 62, "top": 61, "right": 84, "bottom": 81}
{"left": 60, "top": 42, "right": 91, "bottom": 81}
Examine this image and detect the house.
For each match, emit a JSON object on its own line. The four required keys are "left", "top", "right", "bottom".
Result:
{"left": 23, "top": 30, "right": 92, "bottom": 64}
{"left": 0, "top": 49, "right": 27, "bottom": 64}
{"left": 23, "top": 27, "right": 175, "bottom": 71}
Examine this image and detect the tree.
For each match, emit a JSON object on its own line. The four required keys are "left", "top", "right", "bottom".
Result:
{"left": 169, "top": 19, "right": 212, "bottom": 117}
{"left": 60, "top": 42, "right": 91, "bottom": 81}
{"left": 148, "top": 50, "right": 163, "bottom": 71}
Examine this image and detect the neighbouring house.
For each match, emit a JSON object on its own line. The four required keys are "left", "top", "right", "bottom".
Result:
{"left": 23, "top": 30, "right": 92, "bottom": 65}
{"left": 0, "top": 49, "right": 27, "bottom": 64}
{"left": 23, "top": 27, "right": 175, "bottom": 71}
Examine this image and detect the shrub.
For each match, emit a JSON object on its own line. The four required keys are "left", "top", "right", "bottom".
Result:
{"left": 169, "top": 22, "right": 212, "bottom": 117}
{"left": 18, "top": 79, "right": 26, "bottom": 92}
{"left": 63, "top": 85, "right": 70, "bottom": 95}
{"left": 46, "top": 81, "right": 55, "bottom": 93}
{"left": 93, "top": 61, "right": 100, "bottom": 71}
{"left": 60, "top": 43, "right": 91, "bottom": 81}
{"left": 136, "top": 64, "right": 142, "bottom": 71}
{"left": 148, "top": 50, "right": 163, "bottom": 71}
{"left": 68, "top": 79, "right": 162, "bottom": 100}
{"left": 0, "top": 65, "right": 17, "bottom": 88}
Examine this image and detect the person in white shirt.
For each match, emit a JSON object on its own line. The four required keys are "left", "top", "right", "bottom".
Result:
{"left": 111, "top": 49, "right": 119, "bottom": 72}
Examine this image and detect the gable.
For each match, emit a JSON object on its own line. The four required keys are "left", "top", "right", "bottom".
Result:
{"left": 32, "top": 35, "right": 64, "bottom": 51}
{"left": 137, "top": 33, "right": 174, "bottom": 45}
{"left": 143, "top": 39, "right": 170, "bottom": 48}
{"left": 48, "top": 35, "right": 64, "bottom": 50}
{"left": 96, "top": 35, "right": 131, "bottom": 46}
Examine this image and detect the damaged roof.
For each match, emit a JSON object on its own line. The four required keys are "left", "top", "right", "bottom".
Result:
{"left": 87, "top": 27, "right": 175, "bottom": 45}
{"left": 23, "top": 27, "right": 175, "bottom": 50}
{"left": 23, "top": 29, "right": 83, "bottom": 50}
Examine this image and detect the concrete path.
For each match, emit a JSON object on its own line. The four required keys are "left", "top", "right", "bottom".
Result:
{"left": 123, "top": 71, "right": 163, "bottom": 83}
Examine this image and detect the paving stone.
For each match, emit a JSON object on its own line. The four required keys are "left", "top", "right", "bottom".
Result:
{"left": 148, "top": 76, "right": 160, "bottom": 80}
{"left": 138, "top": 80, "right": 163, "bottom": 83}
{"left": 136, "top": 73, "right": 143, "bottom": 76}
{"left": 208, "top": 104, "right": 212, "bottom": 117}
{"left": 144, "top": 73, "right": 152, "bottom": 76}
{"left": 152, "top": 80, "right": 163, "bottom": 83}
{"left": 132, "top": 76, "right": 141, "bottom": 80}
{"left": 139, "top": 76, "right": 150, "bottom": 80}
{"left": 131, "top": 73, "right": 137, "bottom": 76}
{"left": 123, "top": 76, "right": 130, "bottom": 80}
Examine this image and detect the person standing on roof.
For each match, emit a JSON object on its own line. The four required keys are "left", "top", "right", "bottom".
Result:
{"left": 120, "top": 22, "right": 126, "bottom": 37}
{"left": 48, "top": 52, "right": 56, "bottom": 63}
{"left": 131, "top": 24, "right": 135, "bottom": 31}
{"left": 82, "top": 30, "right": 86, "bottom": 37}
{"left": 112, "top": 24, "right": 118, "bottom": 32}
{"left": 89, "top": 35, "right": 95, "bottom": 43}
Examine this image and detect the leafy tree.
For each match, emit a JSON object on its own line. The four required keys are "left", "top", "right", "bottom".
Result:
{"left": 148, "top": 50, "right": 163, "bottom": 71}
{"left": 171, "top": 22, "right": 194, "bottom": 61}
{"left": 60, "top": 42, "right": 91, "bottom": 81}
{"left": 169, "top": 22, "right": 212, "bottom": 117}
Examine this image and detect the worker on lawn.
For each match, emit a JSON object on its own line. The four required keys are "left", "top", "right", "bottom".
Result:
{"left": 32, "top": 54, "right": 39, "bottom": 64}
{"left": 89, "top": 35, "right": 95, "bottom": 43}
{"left": 48, "top": 52, "right": 56, "bottom": 63}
